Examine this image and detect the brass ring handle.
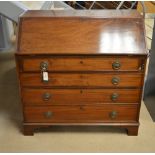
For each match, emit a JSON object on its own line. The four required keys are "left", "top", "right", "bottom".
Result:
{"left": 109, "top": 111, "right": 118, "bottom": 119}
{"left": 40, "top": 61, "right": 48, "bottom": 71}
{"left": 111, "top": 77, "right": 120, "bottom": 85}
{"left": 111, "top": 93, "right": 119, "bottom": 101}
{"left": 44, "top": 111, "right": 53, "bottom": 118}
{"left": 112, "top": 61, "right": 121, "bottom": 70}
{"left": 42, "top": 93, "right": 51, "bottom": 101}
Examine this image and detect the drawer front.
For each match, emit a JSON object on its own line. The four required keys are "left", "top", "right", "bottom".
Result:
{"left": 20, "top": 73, "right": 143, "bottom": 88}
{"left": 23, "top": 88, "right": 141, "bottom": 105}
{"left": 24, "top": 105, "right": 138, "bottom": 123}
{"left": 22, "top": 57, "right": 144, "bottom": 72}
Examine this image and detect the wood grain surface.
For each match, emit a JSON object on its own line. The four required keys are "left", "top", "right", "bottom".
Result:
{"left": 20, "top": 73, "right": 144, "bottom": 88}
{"left": 21, "top": 10, "right": 142, "bottom": 18}
{"left": 24, "top": 104, "right": 138, "bottom": 123}
{"left": 15, "top": 10, "right": 147, "bottom": 135}
{"left": 22, "top": 56, "right": 145, "bottom": 72}
{"left": 22, "top": 88, "right": 141, "bottom": 105}
{"left": 17, "top": 10, "right": 147, "bottom": 55}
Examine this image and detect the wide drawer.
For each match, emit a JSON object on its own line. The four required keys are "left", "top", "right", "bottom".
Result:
{"left": 23, "top": 88, "right": 141, "bottom": 105}
{"left": 21, "top": 56, "right": 145, "bottom": 72}
{"left": 20, "top": 73, "right": 143, "bottom": 88}
{"left": 24, "top": 105, "right": 138, "bottom": 123}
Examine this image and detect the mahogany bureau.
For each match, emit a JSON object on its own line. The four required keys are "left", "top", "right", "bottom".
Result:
{"left": 15, "top": 10, "right": 148, "bottom": 136}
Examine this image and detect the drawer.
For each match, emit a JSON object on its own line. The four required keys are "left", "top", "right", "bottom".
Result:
{"left": 20, "top": 73, "right": 143, "bottom": 88}
{"left": 21, "top": 57, "right": 145, "bottom": 72}
{"left": 24, "top": 105, "right": 138, "bottom": 123}
{"left": 23, "top": 88, "right": 141, "bottom": 105}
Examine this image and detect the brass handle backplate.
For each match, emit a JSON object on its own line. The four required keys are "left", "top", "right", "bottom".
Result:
{"left": 111, "top": 93, "right": 119, "bottom": 101}
{"left": 42, "top": 93, "right": 51, "bottom": 101}
{"left": 109, "top": 111, "right": 118, "bottom": 119}
{"left": 44, "top": 111, "right": 53, "bottom": 118}
{"left": 111, "top": 77, "right": 120, "bottom": 85}
{"left": 40, "top": 61, "right": 48, "bottom": 71}
{"left": 112, "top": 61, "right": 121, "bottom": 70}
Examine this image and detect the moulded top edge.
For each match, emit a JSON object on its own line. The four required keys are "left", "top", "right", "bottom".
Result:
{"left": 20, "top": 10, "right": 143, "bottom": 19}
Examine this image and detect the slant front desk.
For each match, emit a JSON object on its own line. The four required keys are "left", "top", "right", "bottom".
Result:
{"left": 15, "top": 10, "right": 148, "bottom": 136}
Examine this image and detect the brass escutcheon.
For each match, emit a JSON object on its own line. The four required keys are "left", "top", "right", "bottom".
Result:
{"left": 112, "top": 61, "right": 121, "bottom": 70}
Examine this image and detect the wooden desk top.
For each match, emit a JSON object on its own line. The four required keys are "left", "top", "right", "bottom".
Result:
{"left": 17, "top": 10, "right": 147, "bottom": 55}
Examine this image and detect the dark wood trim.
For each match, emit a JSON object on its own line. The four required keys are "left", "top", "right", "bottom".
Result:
{"left": 21, "top": 10, "right": 142, "bottom": 19}
{"left": 125, "top": 126, "right": 139, "bottom": 136}
{"left": 23, "top": 122, "right": 139, "bottom": 136}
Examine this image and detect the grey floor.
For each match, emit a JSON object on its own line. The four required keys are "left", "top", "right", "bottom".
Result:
{"left": 144, "top": 96, "right": 155, "bottom": 121}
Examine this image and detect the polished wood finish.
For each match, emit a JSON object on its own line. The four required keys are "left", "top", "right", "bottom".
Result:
{"left": 20, "top": 73, "right": 143, "bottom": 88}
{"left": 21, "top": 10, "right": 141, "bottom": 18}
{"left": 22, "top": 56, "right": 145, "bottom": 72}
{"left": 125, "top": 126, "right": 139, "bottom": 136}
{"left": 16, "top": 10, "right": 147, "bottom": 136}
{"left": 23, "top": 123, "right": 139, "bottom": 136}
{"left": 16, "top": 10, "right": 147, "bottom": 55}
{"left": 23, "top": 125, "right": 35, "bottom": 136}
{"left": 24, "top": 105, "right": 138, "bottom": 123}
{"left": 22, "top": 88, "right": 141, "bottom": 105}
